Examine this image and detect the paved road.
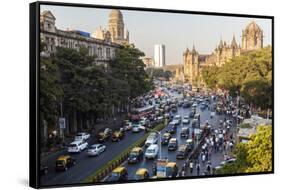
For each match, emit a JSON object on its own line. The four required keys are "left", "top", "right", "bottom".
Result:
{"left": 41, "top": 129, "right": 147, "bottom": 186}
{"left": 108, "top": 92, "right": 236, "bottom": 180}
{"left": 41, "top": 90, "right": 237, "bottom": 186}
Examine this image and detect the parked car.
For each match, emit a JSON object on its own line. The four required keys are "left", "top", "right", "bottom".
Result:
{"left": 161, "top": 132, "right": 172, "bottom": 145}
{"left": 67, "top": 140, "right": 88, "bottom": 153}
{"left": 55, "top": 155, "right": 76, "bottom": 171}
{"left": 182, "top": 116, "right": 190, "bottom": 124}
{"left": 145, "top": 132, "right": 158, "bottom": 147}
{"left": 145, "top": 144, "right": 159, "bottom": 159}
{"left": 135, "top": 168, "right": 149, "bottom": 180}
{"left": 74, "top": 132, "right": 90, "bottom": 141}
{"left": 176, "top": 144, "right": 188, "bottom": 159}
{"left": 87, "top": 144, "right": 106, "bottom": 156}
{"left": 128, "top": 147, "right": 143, "bottom": 164}
{"left": 180, "top": 127, "right": 189, "bottom": 138}
{"left": 168, "top": 138, "right": 178, "bottom": 151}
{"left": 108, "top": 167, "right": 128, "bottom": 181}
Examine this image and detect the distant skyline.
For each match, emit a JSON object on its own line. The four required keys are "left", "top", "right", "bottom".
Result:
{"left": 41, "top": 5, "right": 272, "bottom": 65}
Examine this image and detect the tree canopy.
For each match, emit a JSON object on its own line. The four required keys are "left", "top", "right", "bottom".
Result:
{"left": 201, "top": 46, "right": 272, "bottom": 109}
{"left": 216, "top": 125, "right": 272, "bottom": 174}
{"left": 40, "top": 44, "right": 153, "bottom": 139}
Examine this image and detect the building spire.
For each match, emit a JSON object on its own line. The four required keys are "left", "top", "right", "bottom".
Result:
{"left": 192, "top": 44, "right": 196, "bottom": 54}
{"left": 231, "top": 34, "right": 238, "bottom": 48}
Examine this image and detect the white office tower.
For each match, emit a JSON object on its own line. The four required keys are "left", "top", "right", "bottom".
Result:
{"left": 154, "top": 44, "right": 166, "bottom": 67}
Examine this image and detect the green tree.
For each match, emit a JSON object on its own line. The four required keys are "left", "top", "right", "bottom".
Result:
{"left": 201, "top": 46, "right": 272, "bottom": 108}
{"left": 216, "top": 125, "right": 272, "bottom": 174}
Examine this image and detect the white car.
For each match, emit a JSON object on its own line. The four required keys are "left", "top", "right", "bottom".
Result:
{"left": 145, "top": 144, "right": 159, "bottom": 159}
{"left": 74, "top": 132, "right": 90, "bottom": 141}
{"left": 145, "top": 132, "right": 158, "bottom": 147}
{"left": 182, "top": 116, "right": 190, "bottom": 124}
{"left": 68, "top": 140, "right": 88, "bottom": 153}
{"left": 132, "top": 124, "right": 141, "bottom": 133}
{"left": 87, "top": 144, "right": 106, "bottom": 156}
{"left": 124, "top": 122, "right": 132, "bottom": 131}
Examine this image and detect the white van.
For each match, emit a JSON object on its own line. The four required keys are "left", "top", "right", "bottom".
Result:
{"left": 145, "top": 144, "right": 159, "bottom": 159}
{"left": 67, "top": 140, "right": 88, "bottom": 153}
{"left": 145, "top": 132, "right": 158, "bottom": 147}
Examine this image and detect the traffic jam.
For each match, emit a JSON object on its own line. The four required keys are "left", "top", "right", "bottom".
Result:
{"left": 103, "top": 82, "right": 240, "bottom": 181}
{"left": 41, "top": 81, "right": 243, "bottom": 184}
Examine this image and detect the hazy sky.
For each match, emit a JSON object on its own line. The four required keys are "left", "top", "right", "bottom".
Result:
{"left": 41, "top": 5, "right": 272, "bottom": 65}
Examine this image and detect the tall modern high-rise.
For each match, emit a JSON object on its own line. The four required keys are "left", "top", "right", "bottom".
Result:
{"left": 154, "top": 44, "right": 166, "bottom": 67}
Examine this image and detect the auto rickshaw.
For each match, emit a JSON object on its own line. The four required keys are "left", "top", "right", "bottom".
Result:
{"left": 55, "top": 155, "right": 76, "bottom": 171}
{"left": 108, "top": 166, "right": 128, "bottom": 181}
{"left": 135, "top": 168, "right": 149, "bottom": 180}
{"left": 166, "top": 162, "right": 178, "bottom": 177}
{"left": 128, "top": 147, "right": 143, "bottom": 164}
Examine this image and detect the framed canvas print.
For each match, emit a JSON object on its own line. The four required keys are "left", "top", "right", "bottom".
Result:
{"left": 29, "top": 1, "right": 274, "bottom": 188}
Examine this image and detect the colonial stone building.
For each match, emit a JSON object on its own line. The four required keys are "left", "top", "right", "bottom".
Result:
{"left": 183, "top": 20, "right": 264, "bottom": 86}
{"left": 93, "top": 9, "right": 129, "bottom": 45}
{"left": 40, "top": 9, "right": 129, "bottom": 65}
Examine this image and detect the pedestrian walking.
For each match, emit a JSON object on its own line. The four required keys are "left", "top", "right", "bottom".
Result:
{"left": 189, "top": 160, "right": 194, "bottom": 174}
{"left": 196, "top": 163, "right": 200, "bottom": 175}
{"left": 201, "top": 154, "right": 206, "bottom": 165}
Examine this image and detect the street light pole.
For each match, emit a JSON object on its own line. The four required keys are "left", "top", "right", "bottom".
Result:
{"left": 159, "top": 130, "right": 162, "bottom": 159}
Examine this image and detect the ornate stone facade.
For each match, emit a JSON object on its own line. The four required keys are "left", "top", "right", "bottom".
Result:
{"left": 242, "top": 21, "right": 263, "bottom": 51}
{"left": 40, "top": 10, "right": 123, "bottom": 65}
{"left": 183, "top": 21, "right": 263, "bottom": 86}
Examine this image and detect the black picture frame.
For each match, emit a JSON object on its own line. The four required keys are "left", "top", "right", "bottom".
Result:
{"left": 30, "top": 1, "right": 274, "bottom": 189}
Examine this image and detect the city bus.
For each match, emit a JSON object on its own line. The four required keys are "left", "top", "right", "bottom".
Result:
{"left": 130, "top": 105, "right": 155, "bottom": 121}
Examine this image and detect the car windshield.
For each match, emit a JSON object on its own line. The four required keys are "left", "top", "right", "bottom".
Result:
{"left": 56, "top": 160, "right": 64, "bottom": 166}
{"left": 68, "top": 144, "right": 77, "bottom": 147}
{"left": 166, "top": 167, "right": 174, "bottom": 176}
{"left": 89, "top": 146, "right": 97, "bottom": 149}
{"left": 130, "top": 152, "right": 138, "bottom": 156}
{"left": 135, "top": 174, "right": 144, "bottom": 180}
{"left": 146, "top": 149, "right": 155, "bottom": 153}
{"left": 111, "top": 172, "right": 120, "bottom": 177}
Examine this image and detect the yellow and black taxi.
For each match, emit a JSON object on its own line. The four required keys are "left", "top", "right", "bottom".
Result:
{"left": 97, "top": 132, "right": 110, "bottom": 143}
{"left": 166, "top": 162, "right": 178, "bottom": 178}
{"left": 128, "top": 147, "right": 143, "bottom": 164}
{"left": 108, "top": 166, "right": 128, "bottom": 181}
{"left": 55, "top": 155, "right": 76, "bottom": 171}
{"left": 135, "top": 168, "right": 149, "bottom": 180}
{"left": 111, "top": 130, "right": 125, "bottom": 142}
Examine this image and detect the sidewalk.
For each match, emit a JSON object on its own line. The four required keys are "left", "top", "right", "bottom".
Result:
{"left": 41, "top": 114, "right": 126, "bottom": 159}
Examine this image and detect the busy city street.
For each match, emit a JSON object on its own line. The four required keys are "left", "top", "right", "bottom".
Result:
{"left": 38, "top": 6, "right": 272, "bottom": 187}
{"left": 41, "top": 83, "right": 240, "bottom": 185}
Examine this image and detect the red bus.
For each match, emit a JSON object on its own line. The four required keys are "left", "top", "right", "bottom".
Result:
{"left": 130, "top": 105, "right": 155, "bottom": 121}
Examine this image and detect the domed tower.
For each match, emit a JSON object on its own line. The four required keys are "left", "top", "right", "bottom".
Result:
{"left": 108, "top": 9, "right": 129, "bottom": 44}
{"left": 242, "top": 21, "right": 263, "bottom": 51}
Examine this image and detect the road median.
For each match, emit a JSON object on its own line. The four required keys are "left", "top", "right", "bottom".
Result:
{"left": 82, "top": 123, "right": 166, "bottom": 183}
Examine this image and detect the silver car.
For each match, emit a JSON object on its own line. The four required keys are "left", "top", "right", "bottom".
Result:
{"left": 87, "top": 144, "right": 106, "bottom": 156}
